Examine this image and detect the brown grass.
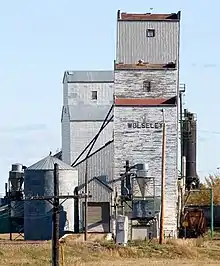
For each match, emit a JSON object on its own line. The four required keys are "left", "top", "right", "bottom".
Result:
{"left": 0, "top": 234, "right": 219, "bottom": 265}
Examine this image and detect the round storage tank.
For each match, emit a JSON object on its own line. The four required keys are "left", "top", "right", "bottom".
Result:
{"left": 24, "top": 154, "right": 78, "bottom": 241}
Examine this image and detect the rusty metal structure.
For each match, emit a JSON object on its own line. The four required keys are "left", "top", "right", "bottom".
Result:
{"left": 179, "top": 207, "right": 207, "bottom": 238}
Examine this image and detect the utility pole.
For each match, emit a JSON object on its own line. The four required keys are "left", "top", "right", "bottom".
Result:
{"left": 26, "top": 163, "right": 91, "bottom": 265}
{"left": 178, "top": 84, "right": 185, "bottom": 231}
{"left": 159, "top": 110, "right": 166, "bottom": 244}
{"left": 84, "top": 160, "right": 88, "bottom": 241}
{"left": 52, "top": 163, "right": 60, "bottom": 266}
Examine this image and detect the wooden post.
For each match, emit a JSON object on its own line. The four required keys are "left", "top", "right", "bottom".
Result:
{"left": 84, "top": 159, "right": 88, "bottom": 241}
{"left": 159, "top": 111, "right": 166, "bottom": 244}
{"left": 52, "top": 163, "right": 60, "bottom": 266}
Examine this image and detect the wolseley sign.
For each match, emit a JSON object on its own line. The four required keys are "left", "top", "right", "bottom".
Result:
{"left": 127, "top": 122, "right": 163, "bottom": 129}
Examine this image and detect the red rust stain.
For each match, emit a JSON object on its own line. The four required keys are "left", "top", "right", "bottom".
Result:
{"left": 120, "top": 13, "right": 173, "bottom": 21}
{"left": 114, "top": 98, "right": 168, "bottom": 106}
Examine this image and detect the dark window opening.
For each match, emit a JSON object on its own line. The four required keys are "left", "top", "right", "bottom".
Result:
{"left": 143, "top": 81, "right": 151, "bottom": 92}
{"left": 92, "top": 91, "right": 97, "bottom": 100}
{"left": 146, "top": 29, "right": 155, "bottom": 37}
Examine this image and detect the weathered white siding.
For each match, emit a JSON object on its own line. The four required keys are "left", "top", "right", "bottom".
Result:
{"left": 113, "top": 106, "right": 178, "bottom": 235}
{"left": 75, "top": 140, "right": 114, "bottom": 201}
{"left": 114, "top": 66, "right": 179, "bottom": 235}
{"left": 61, "top": 70, "right": 114, "bottom": 167}
{"left": 63, "top": 83, "right": 69, "bottom": 106}
{"left": 65, "top": 82, "right": 114, "bottom": 106}
{"left": 69, "top": 121, "right": 113, "bottom": 165}
{"left": 117, "top": 21, "right": 180, "bottom": 64}
{"left": 75, "top": 142, "right": 114, "bottom": 233}
{"left": 115, "top": 69, "right": 178, "bottom": 98}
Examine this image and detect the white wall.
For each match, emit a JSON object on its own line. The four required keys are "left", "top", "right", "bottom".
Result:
{"left": 63, "top": 82, "right": 114, "bottom": 106}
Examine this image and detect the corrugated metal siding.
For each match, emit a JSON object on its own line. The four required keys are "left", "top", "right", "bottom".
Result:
{"left": 116, "top": 21, "right": 179, "bottom": 64}
{"left": 75, "top": 140, "right": 114, "bottom": 202}
{"left": 24, "top": 168, "right": 78, "bottom": 240}
{"left": 75, "top": 141, "right": 113, "bottom": 232}
{"left": 68, "top": 104, "right": 113, "bottom": 121}
{"left": 61, "top": 107, "right": 71, "bottom": 165}
{"left": 65, "top": 82, "right": 114, "bottom": 106}
{"left": 69, "top": 121, "right": 113, "bottom": 166}
{"left": 115, "top": 70, "right": 177, "bottom": 98}
{"left": 63, "top": 71, "right": 114, "bottom": 83}
{"left": 27, "top": 155, "right": 73, "bottom": 170}
{"left": 114, "top": 106, "right": 178, "bottom": 234}
{"left": 63, "top": 83, "right": 69, "bottom": 106}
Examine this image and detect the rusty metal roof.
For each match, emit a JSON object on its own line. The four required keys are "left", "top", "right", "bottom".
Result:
{"left": 117, "top": 10, "right": 181, "bottom": 21}
{"left": 114, "top": 97, "right": 177, "bottom": 106}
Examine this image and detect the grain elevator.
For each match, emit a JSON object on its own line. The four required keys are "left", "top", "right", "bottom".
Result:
{"left": 62, "top": 71, "right": 114, "bottom": 166}
{"left": 113, "top": 11, "right": 181, "bottom": 237}
{"left": 62, "top": 71, "right": 114, "bottom": 232}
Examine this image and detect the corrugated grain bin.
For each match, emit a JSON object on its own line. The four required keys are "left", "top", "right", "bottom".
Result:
{"left": 24, "top": 154, "right": 78, "bottom": 240}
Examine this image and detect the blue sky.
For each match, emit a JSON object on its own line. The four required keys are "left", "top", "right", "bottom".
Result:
{"left": 0, "top": 0, "right": 219, "bottom": 192}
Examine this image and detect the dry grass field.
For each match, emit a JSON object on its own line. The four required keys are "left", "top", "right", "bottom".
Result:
{"left": 0, "top": 234, "right": 220, "bottom": 265}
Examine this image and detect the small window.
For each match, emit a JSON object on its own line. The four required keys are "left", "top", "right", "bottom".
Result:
{"left": 143, "top": 81, "right": 151, "bottom": 92}
{"left": 91, "top": 91, "right": 97, "bottom": 100}
{"left": 146, "top": 29, "right": 155, "bottom": 37}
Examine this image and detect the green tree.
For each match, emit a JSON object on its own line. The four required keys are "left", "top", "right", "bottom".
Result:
{"left": 186, "top": 175, "right": 220, "bottom": 205}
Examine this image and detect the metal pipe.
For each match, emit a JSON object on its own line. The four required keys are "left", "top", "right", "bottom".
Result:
{"left": 210, "top": 188, "right": 214, "bottom": 239}
{"left": 9, "top": 198, "right": 12, "bottom": 241}
{"left": 180, "top": 90, "right": 183, "bottom": 180}
{"left": 5, "top": 183, "right": 7, "bottom": 197}
{"left": 74, "top": 187, "right": 79, "bottom": 233}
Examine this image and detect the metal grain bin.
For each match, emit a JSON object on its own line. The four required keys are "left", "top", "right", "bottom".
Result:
{"left": 24, "top": 154, "right": 78, "bottom": 240}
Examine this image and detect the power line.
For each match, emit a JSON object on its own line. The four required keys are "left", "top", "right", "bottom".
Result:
{"left": 198, "top": 130, "right": 220, "bottom": 135}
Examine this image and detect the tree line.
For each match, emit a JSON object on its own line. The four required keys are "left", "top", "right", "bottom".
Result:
{"left": 186, "top": 175, "right": 220, "bottom": 205}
